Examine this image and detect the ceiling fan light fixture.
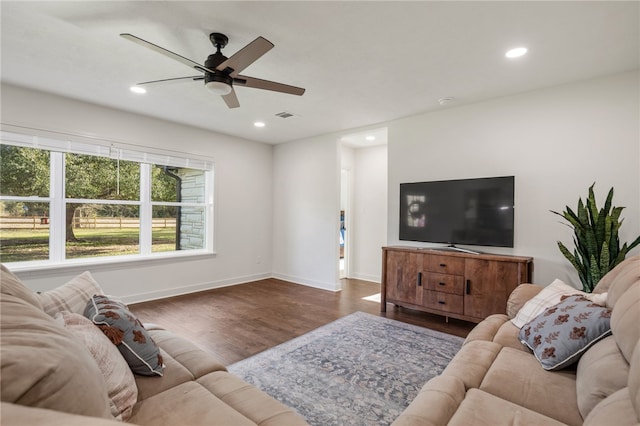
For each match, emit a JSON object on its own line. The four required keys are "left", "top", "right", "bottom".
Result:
{"left": 206, "top": 80, "right": 232, "bottom": 95}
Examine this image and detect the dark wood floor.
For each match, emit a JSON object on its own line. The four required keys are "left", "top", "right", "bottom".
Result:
{"left": 129, "top": 278, "right": 475, "bottom": 365}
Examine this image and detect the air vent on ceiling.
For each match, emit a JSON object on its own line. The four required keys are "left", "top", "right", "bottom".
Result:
{"left": 275, "top": 111, "right": 296, "bottom": 119}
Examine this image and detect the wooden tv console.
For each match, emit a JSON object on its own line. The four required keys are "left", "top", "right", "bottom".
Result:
{"left": 381, "top": 246, "right": 533, "bottom": 323}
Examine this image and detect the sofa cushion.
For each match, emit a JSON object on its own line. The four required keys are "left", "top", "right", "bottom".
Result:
{"left": 147, "top": 329, "right": 226, "bottom": 378}
{"left": 85, "top": 295, "right": 165, "bottom": 376}
{"left": 584, "top": 388, "right": 637, "bottom": 426}
{"left": 441, "top": 340, "right": 502, "bottom": 390}
{"left": 610, "top": 281, "right": 640, "bottom": 363}
{"left": 593, "top": 255, "right": 640, "bottom": 298}
{"left": 135, "top": 347, "right": 196, "bottom": 401}
{"left": 0, "top": 264, "right": 43, "bottom": 310}
{"left": 391, "top": 375, "right": 466, "bottom": 426}
{"left": 479, "top": 347, "right": 582, "bottom": 426}
{"left": 629, "top": 340, "right": 640, "bottom": 422}
{"left": 197, "top": 371, "right": 309, "bottom": 426}
{"left": 463, "top": 314, "right": 528, "bottom": 352}
{"left": 519, "top": 294, "right": 612, "bottom": 370}
{"left": 128, "top": 381, "right": 257, "bottom": 426}
{"left": 0, "top": 402, "right": 125, "bottom": 426}
{"left": 606, "top": 256, "right": 640, "bottom": 310}
{"left": 57, "top": 311, "right": 137, "bottom": 420}
{"left": 576, "top": 335, "right": 630, "bottom": 419}
{"left": 492, "top": 321, "right": 530, "bottom": 352}
{"left": 38, "top": 271, "right": 104, "bottom": 317}
{"left": 134, "top": 328, "right": 226, "bottom": 400}
{"left": 511, "top": 279, "right": 584, "bottom": 328}
{"left": 448, "top": 389, "right": 567, "bottom": 426}
{"left": 464, "top": 314, "right": 508, "bottom": 344}
{"left": 506, "top": 283, "right": 543, "bottom": 319}
{"left": 0, "top": 293, "right": 112, "bottom": 419}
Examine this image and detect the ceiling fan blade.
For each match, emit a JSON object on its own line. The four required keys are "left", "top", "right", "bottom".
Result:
{"left": 216, "top": 37, "right": 274, "bottom": 77}
{"left": 234, "top": 75, "right": 305, "bottom": 96}
{"left": 222, "top": 88, "right": 240, "bottom": 109}
{"left": 120, "top": 33, "right": 216, "bottom": 74}
{"left": 135, "top": 76, "right": 203, "bottom": 86}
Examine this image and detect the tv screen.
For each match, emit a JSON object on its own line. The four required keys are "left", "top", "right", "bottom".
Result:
{"left": 399, "top": 176, "right": 514, "bottom": 248}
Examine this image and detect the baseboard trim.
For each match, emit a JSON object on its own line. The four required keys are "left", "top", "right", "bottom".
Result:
{"left": 124, "top": 271, "right": 345, "bottom": 304}
{"left": 348, "top": 272, "right": 381, "bottom": 284}
{"left": 123, "top": 272, "right": 272, "bottom": 305}
{"left": 270, "top": 272, "right": 341, "bottom": 292}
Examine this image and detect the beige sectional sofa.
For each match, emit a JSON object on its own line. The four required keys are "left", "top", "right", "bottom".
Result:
{"left": 4, "top": 255, "right": 638, "bottom": 426}
{"left": 393, "top": 254, "right": 640, "bottom": 426}
{"left": 0, "top": 264, "right": 308, "bottom": 426}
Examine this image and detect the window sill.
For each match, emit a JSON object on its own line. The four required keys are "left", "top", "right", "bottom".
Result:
{"left": 5, "top": 250, "right": 217, "bottom": 277}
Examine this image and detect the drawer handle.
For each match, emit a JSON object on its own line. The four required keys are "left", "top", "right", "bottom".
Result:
{"left": 466, "top": 280, "right": 471, "bottom": 294}
{"left": 438, "top": 301, "right": 446, "bottom": 305}
{"left": 438, "top": 282, "right": 446, "bottom": 286}
{"left": 417, "top": 272, "right": 422, "bottom": 287}
{"left": 439, "top": 263, "right": 446, "bottom": 267}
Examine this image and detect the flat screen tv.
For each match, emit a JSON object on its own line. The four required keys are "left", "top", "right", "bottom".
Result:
{"left": 399, "top": 176, "right": 514, "bottom": 248}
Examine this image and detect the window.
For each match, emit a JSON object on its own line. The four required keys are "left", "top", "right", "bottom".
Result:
{"left": 0, "top": 131, "right": 214, "bottom": 266}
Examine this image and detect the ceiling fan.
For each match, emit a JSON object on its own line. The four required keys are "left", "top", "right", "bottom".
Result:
{"left": 120, "top": 32, "right": 305, "bottom": 109}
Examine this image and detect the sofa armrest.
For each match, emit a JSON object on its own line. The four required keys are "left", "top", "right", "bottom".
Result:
{"left": 506, "top": 284, "right": 543, "bottom": 319}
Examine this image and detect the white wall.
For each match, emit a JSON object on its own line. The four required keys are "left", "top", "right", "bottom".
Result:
{"left": 272, "top": 135, "right": 341, "bottom": 291}
{"left": 3, "top": 71, "right": 637, "bottom": 300}
{"left": 386, "top": 71, "right": 640, "bottom": 288}
{"left": 352, "top": 145, "right": 388, "bottom": 282}
{"left": 1, "top": 84, "right": 274, "bottom": 303}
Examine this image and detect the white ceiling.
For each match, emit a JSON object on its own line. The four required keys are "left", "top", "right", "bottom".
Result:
{"left": 1, "top": 1, "right": 638, "bottom": 145}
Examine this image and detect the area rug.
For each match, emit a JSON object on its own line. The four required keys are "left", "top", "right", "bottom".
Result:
{"left": 228, "top": 311, "right": 464, "bottom": 426}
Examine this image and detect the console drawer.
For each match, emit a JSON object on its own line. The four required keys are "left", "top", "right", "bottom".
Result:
{"left": 424, "top": 290, "right": 464, "bottom": 314}
{"left": 425, "top": 272, "right": 464, "bottom": 295}
{"left": 423, "top": 255, "right": 465, "bottom": 275}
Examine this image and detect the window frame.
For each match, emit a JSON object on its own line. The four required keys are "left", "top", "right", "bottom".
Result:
{"left": 0, "top": 130, "right": 215, "bottom": 271}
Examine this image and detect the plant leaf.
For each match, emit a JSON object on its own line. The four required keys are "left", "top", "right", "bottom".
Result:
{"left": 552, "top": 183, "right": 640, "bottom": 293}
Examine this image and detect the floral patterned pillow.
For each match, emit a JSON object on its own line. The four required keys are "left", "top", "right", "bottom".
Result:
{"left": 519, "top": 294, "right": 612, "bottom": 371}
{"left": 84, "top": 295, "right": 164, "bottom": 376}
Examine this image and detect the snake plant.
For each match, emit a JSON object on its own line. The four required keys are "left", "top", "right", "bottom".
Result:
{"left": 551, "top": 183, "right": 640, "bottom": 292}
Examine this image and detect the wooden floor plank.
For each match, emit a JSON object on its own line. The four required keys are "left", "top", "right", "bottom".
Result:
{"left": 129, "top": 278, "right": 475, "bottom": 365}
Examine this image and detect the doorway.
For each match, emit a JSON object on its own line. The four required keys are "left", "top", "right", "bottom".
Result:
{"left": 340, "top": 168, "right": 350, "bottom": 279}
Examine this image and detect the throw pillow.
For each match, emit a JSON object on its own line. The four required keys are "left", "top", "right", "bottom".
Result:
{"left": 84, "top": 295, "right": 165, "bottom": 376}
{"left": 1, "top": 264, "right": 44, "bottom": 310}
{"left": 511, "top": 278, "right": 585, "bottom": 328}
{"left": 57, "top": 311, "right": 138, "bottom": 420}
{"left": 38, "top": 271, "right": 104, "bottom": 317}
{"left": 519, "top": 294, "right": 612, "bottom": 370}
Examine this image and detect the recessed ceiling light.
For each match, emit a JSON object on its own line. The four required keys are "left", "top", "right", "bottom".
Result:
{"left": 365, "top": 136, "right": 376, "bottom": 141}
{"left": 130, "top": 86, "right": 146, "bottom": 94}
{"left": 505, "top": 47, "right": 528, "bottom": 59}
{"left": 254, "top": 121, "right": 266, "bottom": 128}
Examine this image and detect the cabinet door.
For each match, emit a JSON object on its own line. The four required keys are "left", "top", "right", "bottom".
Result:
{"left": 385, "top": 250, "right": 422, "bottom": 305}
{"left": 464, "top": 259, "right": 521, "bottom": 320}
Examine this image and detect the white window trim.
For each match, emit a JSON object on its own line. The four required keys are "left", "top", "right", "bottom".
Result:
{"left": 1, "top": 129, "right": 216, "bottom": 271}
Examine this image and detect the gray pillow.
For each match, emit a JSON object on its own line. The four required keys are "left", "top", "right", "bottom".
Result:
{"left": 84, "top": 295, "right": 164, "bottom": 376}
{"left": 519, "top": 294, "right": 612, "bottom": 370}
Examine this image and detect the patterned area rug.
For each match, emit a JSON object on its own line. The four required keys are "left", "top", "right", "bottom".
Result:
{"left": 228, "top": 311, "right": 464, "bottom": 426}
